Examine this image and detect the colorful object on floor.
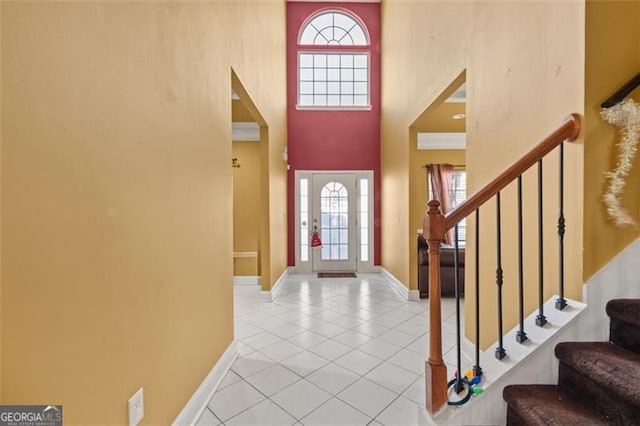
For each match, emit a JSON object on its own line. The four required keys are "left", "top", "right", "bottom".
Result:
{"left": 447, "top": 377, "right": 471, "bottom": 406}
{"left": 310, "top": 231, "right": 322, "bottom": 248}
{"left": 469, "top": 375, "right": 482, "bottom": 386}
{"left": 447, "top": 370, "right": 484, "bottom": 406}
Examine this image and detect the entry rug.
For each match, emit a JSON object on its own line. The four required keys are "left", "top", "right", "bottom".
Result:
{"left": 317, "top": 272, "right": 357, "bottom": 278}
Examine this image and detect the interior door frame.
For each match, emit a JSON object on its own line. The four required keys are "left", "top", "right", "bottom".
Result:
{"left": 294, "top": 170, "right": 375, "bottom": 273}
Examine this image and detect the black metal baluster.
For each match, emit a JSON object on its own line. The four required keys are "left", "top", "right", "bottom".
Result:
{"left": 495, "top": 193, "right": 506, "bottom": 359}
{"left": 556, "top": 143, "right": 567, "bottom": 310}
{"left": 536, "top": 159, "right": 547, "bottom": 327}
{"left": 454, "top": 225, "right": 464, "bottom": 393}
{"left": 516, "top": 176, "right": 527, "bottom": 343}
{"left": 473, "top": 208, "right": 483, "bottom": 377}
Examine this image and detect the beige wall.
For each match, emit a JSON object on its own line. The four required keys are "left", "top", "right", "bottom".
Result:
{"left": 0, "top": 0, "right": 3, "bottom": 399}
{"left": 412, "top": 103, "right": 466, "bottom": 133}
{"left": 233, "top": 141, "right": 261, "bottom": 276}
{"left": 382, "top": 1, "right": 470, "bottom": 288}
{"left": 382, "top": 1, "right": 585, "bottom": 348}
{"left": 584, "top": 0, "right": 640, "bottom": 280}
{"left": 232, "top": 100, "right": 255, "bottom": 122}
{"left": 1, "top": 2, "right": 286, "bottom": 424}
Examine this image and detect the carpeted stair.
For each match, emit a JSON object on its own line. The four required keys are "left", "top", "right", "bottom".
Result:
{"left": 503, "top": 299, "right": 640, "bottom": 425}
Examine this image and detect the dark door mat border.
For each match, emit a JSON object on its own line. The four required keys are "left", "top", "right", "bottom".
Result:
{"left": 317, "top": 272, "right": 357, "bottom": 278}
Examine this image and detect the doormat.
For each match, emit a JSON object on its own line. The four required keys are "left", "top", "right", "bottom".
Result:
{"left": 317, "top": 272, "right": 357, "bottom": 278}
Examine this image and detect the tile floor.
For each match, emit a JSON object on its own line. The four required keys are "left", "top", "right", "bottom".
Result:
{"left": 196, "top": 273, "right": 466, "bottom": 426}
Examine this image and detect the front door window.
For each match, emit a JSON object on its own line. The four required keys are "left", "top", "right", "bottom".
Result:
{"left": 320, "top": 182, "right": 349, "bottom": 261}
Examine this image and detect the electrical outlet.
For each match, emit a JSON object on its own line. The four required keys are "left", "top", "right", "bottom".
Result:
{"left": 128, "top": 387, "right": 144, "bottom": 426}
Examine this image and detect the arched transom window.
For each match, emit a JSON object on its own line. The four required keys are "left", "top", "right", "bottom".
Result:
{"left": 298, "top": 10, "right": 370, "bottom": 108}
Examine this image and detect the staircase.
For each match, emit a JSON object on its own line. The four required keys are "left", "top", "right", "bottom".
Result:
{"left": 503, "top": 299, "right": 640, "bottom": 425}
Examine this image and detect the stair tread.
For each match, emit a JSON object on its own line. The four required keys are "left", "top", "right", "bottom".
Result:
{"left": 555, "top": 341, "right": 640, "bottom": 407}
{"left": 504, "top": 384, "right": 611, "bottom": 425}
{"left": 607, "top": 299, "right": 640, "bottom": 328}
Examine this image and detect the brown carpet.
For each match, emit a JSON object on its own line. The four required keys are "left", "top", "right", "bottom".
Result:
{"left": 503, "top": 298, "right": 640, "bottom": 425}
{"left": 317, "top": 272, "right": 357, "bottom": 278}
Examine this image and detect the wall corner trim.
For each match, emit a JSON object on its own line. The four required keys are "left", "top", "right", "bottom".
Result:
{"left": 260, "top": 267, "right": 291, "bottom": 301}
{"left": 172, "top": 340, "right": 238, "bottom": 426}
{"left": 379, "top": 267, "right": 419, "bottom": 301}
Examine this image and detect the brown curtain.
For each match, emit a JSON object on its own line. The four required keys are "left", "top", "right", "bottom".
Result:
{"left": 428, "top": 163, "right": 455, "bottom": 245}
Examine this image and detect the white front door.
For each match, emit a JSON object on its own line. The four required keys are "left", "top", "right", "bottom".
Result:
{"left": 311, "top": 174, "right": 357, "bottom": 272}
{"left": 295, "top": 170, "right": 373, "bottom": 273}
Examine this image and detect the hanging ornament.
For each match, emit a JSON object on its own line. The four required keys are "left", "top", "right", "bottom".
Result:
{"left": 311, "top": 230, "right": 322, "bottom": 248}
{"left": 600, "top": 98, "right": 640, "bottom": 228}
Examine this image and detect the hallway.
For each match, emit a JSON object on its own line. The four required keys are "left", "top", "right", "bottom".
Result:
{"left": 197, "top": 274, "right": 466, "bottom": 425}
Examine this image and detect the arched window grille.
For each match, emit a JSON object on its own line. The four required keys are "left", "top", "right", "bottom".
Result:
{"left": 298, "top": 11, "right": 370, "bottom": 108}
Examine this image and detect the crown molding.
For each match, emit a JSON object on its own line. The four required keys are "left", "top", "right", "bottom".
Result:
{"left": 232, "top": 122, "right": 260, "bottom": 141}
{"left": 417, "top": 132, "right": 466, "bottom": 150}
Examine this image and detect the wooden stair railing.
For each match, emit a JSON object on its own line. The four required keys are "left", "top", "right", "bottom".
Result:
{"left": 423, "top": 113, "right": 581, "bottom": 414}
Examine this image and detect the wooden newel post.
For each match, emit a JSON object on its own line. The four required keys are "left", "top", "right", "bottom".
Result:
{"left": 424, "top": 200, "right": 448, "bottom": 414}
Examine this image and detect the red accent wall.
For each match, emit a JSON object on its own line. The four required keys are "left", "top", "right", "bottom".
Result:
{"left": 286, "top": 2, "right": 381, "bottom": 266}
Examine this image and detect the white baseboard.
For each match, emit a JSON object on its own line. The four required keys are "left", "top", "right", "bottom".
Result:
{"left": 380, "top": 267, "right": 420, "bottom": 301}
{"left": 357, "top": 265, "right": 381, "bottom": 274}
{"left": 233, "top": 276, "right": 261, "bottom": 285}
{"left": 260, "top": 267, "right": 291, "bottom": 301}
{"left": 172, "top": 340, "right": 238, "bottom": 426}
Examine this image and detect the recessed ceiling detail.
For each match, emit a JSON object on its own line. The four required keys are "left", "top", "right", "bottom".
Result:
{"left": 418, "top": 132, "right": 466, "bottom": 150}
{"left": 232, "top": 122, "right": 260, "bottom": 141}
